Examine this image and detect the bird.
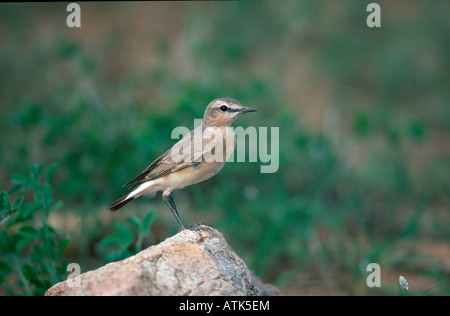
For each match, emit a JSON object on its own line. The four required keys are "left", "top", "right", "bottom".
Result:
{"left": 106, "top": 98, "right": 257, "bottom": 231}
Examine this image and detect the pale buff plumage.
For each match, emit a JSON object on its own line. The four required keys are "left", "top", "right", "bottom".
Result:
{"left": 107, "top": 98, "right": 257, "bottom": 231}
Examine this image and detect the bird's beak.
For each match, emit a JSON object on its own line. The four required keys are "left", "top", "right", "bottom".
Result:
{"left": 239, "top": 106, "right": 258, "bottom": 114}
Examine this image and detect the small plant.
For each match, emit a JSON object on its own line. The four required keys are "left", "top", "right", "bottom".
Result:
{"left": 0, "top": 163, "right": 68, "bottom": 296}
{"left": 99, "top": 211, "right": 154, "bottom": 263}
{"left": 398, "top": 275, "right": 409, "bottom": 292}
{"left": 395, "top": 274, "right": 441, "bottom": 296}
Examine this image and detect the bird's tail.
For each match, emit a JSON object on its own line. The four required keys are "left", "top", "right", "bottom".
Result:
{"left": 107, "top": 181, "right": 157, "bottom": 212}
{"left": 108, "top": 181, "right": 156, "bottom": 212}
{"left": 107, "top": 194, "right": 135, "bottom": 212}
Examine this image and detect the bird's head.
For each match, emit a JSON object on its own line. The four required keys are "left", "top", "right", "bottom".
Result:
{"left": 202, "top": 98, "right": 257, "bottom": 127}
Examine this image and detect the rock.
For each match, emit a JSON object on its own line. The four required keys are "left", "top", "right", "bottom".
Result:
{"left": 45, "top": 225, "right": 280, "bottom": 296}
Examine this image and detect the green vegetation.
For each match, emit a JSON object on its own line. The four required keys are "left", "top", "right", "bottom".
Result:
{"left": 0, "top": 164, "right": 67, "bottom": 295}
{"left": 0, "top": 1, "right": 448, "bottom": 295}
{"left": 99, "top": 211, "right": 154, "bottom": 263}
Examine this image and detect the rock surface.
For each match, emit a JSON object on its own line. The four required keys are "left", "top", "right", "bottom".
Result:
{"left": 45, "top": 225, "right": 280, "bottom": 296}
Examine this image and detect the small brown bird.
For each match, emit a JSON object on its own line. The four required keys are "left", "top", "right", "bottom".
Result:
{"left": 107, "top": 98, "right": 257, "bottom": 231}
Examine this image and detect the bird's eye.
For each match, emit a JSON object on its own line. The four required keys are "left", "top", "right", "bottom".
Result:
{"left": 219, "top": 105, "right": 229, "bottom": 112}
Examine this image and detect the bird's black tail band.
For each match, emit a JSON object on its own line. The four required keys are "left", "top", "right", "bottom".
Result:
{"left": 107, "top": 195, "right": 134, "bottom": 212}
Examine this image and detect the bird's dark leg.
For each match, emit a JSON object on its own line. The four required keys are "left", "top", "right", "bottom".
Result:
{"left": 162, "top": 192, "right": 187, "bottom": 232}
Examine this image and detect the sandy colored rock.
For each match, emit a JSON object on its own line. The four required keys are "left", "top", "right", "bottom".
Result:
{"left": 45, "top": 225, "right": 280, "bottom": 296}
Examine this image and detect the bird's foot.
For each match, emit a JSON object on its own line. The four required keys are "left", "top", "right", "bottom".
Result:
{"left": 187, "top": 222, "right": 213, "bottom": 234}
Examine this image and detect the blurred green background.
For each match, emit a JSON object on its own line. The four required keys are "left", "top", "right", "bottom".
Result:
{"left": 0, "top": 1, "right": 449, "bottom": 295}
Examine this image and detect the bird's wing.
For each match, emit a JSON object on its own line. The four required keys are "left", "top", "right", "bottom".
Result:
{"left": 123, "top": 127, "right": 220, "bottom": 188}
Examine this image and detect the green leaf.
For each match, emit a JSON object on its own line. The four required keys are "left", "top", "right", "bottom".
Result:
{"left": 0, "top": 260, "right": 11, "bottom": 275}
{"left": 101, "top": 222, "right": 135, "bottom": 247}
{"left": 100, "top": 235, "right": 124, "bottom": 246}
{"left": 143, "top": 212, "right": 155, "bottom": 230}
{"left": 126, "top": 216, "right": 142, "bottom": 231}
{"left": 8, "top": 184, "right": 24, "bottom": 195}
{"left": 21, "top": 202, "right": 40, "bottom": 217}
{"left": 34, "top": 191, "right": 44, "bottom": 206}
{"left": 49, "top": 200, "right": 63, "bottom": 212}
{"left": 43, "top": 183, "right": 53, "bottom": 206}
{"left": 16, "top": 237, "right": 35, "bottom": 252}
{"left": 141, "top": 212, "right": 154, "bottom": 236}
{"left": 1, "top": 233, "right": 15, "bottom": 253}
{"left": 13, "top": 195, "right": 24, "bottom": 210}
{"left": 58, "top": 40, "right": 80, "bottom": 59}
{"left": 57, "top": 239, "right": 69, "bottom": 257}
{"left": 117, "top": 223, "right": 134, "bottom": 245}
{"left": 0, "top": 191, "right": 11, "bottom": 211}
{"left": 45, "top": 163, "right": 56, "bottom": 183}
{"left": 5, "top": 213, "right": 27, "bottom": 227}
{"left": 21, "top": 263, "right": 37, "bottom": 282}
{"left": 18, "top": 226, "right": 38, "bottom": 237}
{"left": 0, "top": 208, "right": 10, "bottom": 218}
{"left": 32, "top": 163, "right": 43, "bottom": 180}
{"left": 11, "top": 173, "right": 29, "bottom": 185}
{"left": 33, "top": 243, "right": 44, "bottom": 256}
